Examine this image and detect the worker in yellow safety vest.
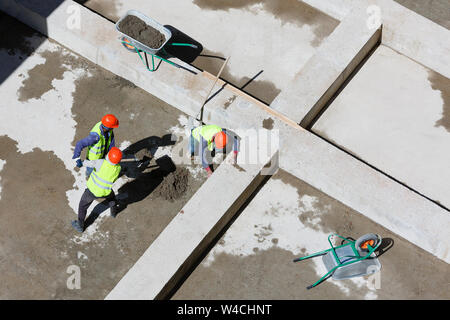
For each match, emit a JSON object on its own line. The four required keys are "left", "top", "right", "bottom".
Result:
{"left": 71, "top": 147, "right": 123, "bottom": 233}
{"left": 190, "top": 124, "right": 239, "bottom": 177}
{"left": 72, "top": 114, "right": 119, "bottom": 178}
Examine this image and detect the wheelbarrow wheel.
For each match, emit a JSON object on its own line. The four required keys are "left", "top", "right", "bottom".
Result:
{"left": 121, "top": 37, "right": 137, "bottom": 52}
{"left": 355, "top": 233, "right": 380, "bottom": 253}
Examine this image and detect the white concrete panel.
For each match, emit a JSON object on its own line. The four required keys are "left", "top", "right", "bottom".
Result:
{"left": 313, "top": 45, "right": 450, "bottom": 209}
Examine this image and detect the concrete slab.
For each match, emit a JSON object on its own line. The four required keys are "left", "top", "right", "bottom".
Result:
{"left": 0, "top": 13, "right": 206, "bottom": 298}
{"left": 78, "top": 0, "right": 340, "bottom": 104}
{"left": 106, "top": 134, "right": 278, "bottom": 300}
{"left": 394, "top": 0, "right": 450, "bottom": 30}
{"left": 270, "top": 4, "right": 381, "bottom": 126}
{"left": 312, "top": 45, "right": 450, "bottom": 210}
{"left": 173, "top": 169, "right": 450, "bottom": 299}
{"left": 3, "top": 0, "right": 449, "bottom": 266}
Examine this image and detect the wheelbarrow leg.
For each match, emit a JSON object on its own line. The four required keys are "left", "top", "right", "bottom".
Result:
{"left": 307, "top": 265, "right": 340, "bottom": 290}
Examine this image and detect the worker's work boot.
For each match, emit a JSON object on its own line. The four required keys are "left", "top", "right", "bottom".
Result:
{"left": 71, "top": 220, "right": 84, "bottom": 233}
{"left": 110, "top": 204, "right": 120, "bottom": 218}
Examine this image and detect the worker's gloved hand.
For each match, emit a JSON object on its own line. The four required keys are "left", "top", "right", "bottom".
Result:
{"left": 205, "top": 166, "right": 213, "bottom": 178}
{"left": 75, "top": 158, "right": 83, "bottom": 168}
{"left": 232, "top": 151, "right": 238, "bottom": 164}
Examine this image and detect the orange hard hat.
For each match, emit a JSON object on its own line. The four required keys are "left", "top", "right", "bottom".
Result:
{"left": 214, "top": 131, "right": 227, "bottom": 149}
{"left": 108, "top": 147, "right": 123, "bottom": 164}
{"left": 102, "top": 114, "right": 119, "bottom": 129}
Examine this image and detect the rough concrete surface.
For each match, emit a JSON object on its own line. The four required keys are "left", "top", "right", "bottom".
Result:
{"left": 80, "top": 0, "right": 339, "bottom": 104}
{"left": 312, "top": 45, "right": 450, "bottom": 210}
{"left": 394, "top": 0, "right": 450, "bottom": 30}
{"left": 174, "top": 169, "right": 450, "bottom": 299}
{"left": 0, "top": 15, "right": 206, "bottom": 299}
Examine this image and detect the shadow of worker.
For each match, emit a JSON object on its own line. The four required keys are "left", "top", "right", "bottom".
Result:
{"left": 84, "top": 134, "right": 176, "bottom": 227}
{"left": 84, "top": 155, "right": 176, "bottom": 227}
{"left": 116, "top": 154, "right": 176, "bottom": 209}
{"left": 120, "top": 134, "right": 176, "bottom": 179}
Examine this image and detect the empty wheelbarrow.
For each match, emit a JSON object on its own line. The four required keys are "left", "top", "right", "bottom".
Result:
{"left": 293, "top": 233, "right": 382, "bottom": 289}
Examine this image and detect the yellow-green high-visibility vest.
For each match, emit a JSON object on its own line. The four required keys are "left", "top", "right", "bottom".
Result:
{"left": 86, "top": 160, "right": 121, "bottom": 198}
{"left": 87, "top": 122, "right": 113, "bottom": 160}
{"left": 192, "top": 125, "right": 222, "bottom": 151}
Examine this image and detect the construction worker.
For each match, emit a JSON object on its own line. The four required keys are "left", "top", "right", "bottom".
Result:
{"left": 73, "top": 114, "right": 119, "bottom": 178}
{"left": 71, "top": 147, "right": 123, "bottom": 233}
{"left": 190, "top": 124, "right": 239, "bottom": 177}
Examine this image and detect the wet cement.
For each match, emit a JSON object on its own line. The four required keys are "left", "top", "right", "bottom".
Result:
{"left": 394, "top": 0, "right": 450, "bottom": 29}
{"left": 0, "top": 11, "right": 38, "bottom": 57}
{"left": 118, "top": 15, "right": 166, "bottom": 49}
{"left": 1, "top": 17, "right": 207, "bottom": 298}
{"left": 173, "top": 169, "right": 450, "bottom": 299}
{"left": 428, "top": 70, "right": 450, "bottom": 132}
{"left": 193, "top": 0, "right": 339, "bottom": 46}
{"left": 0, "top": 136, "right": 76, "bottom": 299}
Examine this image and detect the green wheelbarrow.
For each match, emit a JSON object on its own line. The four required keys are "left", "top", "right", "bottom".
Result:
{"left": 293, "top": 233, "right": 382, "bottom": 289}
{"left": 116, "top": 10, "right": 202, "bottom": 73}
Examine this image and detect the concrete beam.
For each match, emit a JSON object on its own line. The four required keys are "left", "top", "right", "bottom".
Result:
{"left": 106, "top": 138, "right": 278, "bottom": 300}
{"left": 269, "top": 5, "right": 382, "bottom": 127}
{"left": 2, "top": 0, "right": 448, "bottom": 266}
{"left": 378, "top": 0, "right": 450, "bottom": 78}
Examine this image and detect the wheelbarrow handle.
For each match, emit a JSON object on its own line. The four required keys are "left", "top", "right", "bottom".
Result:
{"left": 169, "top": 42, "right": 198, "bottom": 49}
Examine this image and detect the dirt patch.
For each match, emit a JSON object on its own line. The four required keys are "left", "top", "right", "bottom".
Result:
{"left": 233, "top": 163, "right": 246, "bottom": 172}
{"left": 18, "top": 46, "right": 89, "bottom": 102}
{"left": 262, "top": 118, "right": 274, "bottom": 130}
{"left": 428, "top": 70, "right": 450, "bottom": 132}
{"left": 224, "top": 95, "right": 237, "bottom": 109}
{"left": 156, "top": 167, "right": 190, "bottom": 201}
{"left": 193, "top": 0, "right": 339, "bottom": 46}
{"left": 0, "top": 136, "right": 76, "bottom": 299}
{"left": 118, "top": 15, "right": 166, "bottom": 49}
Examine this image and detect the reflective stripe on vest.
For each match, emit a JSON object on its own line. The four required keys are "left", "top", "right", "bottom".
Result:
{"left": 86, "top": 160, "right": 121, "bottom": 197}
{"left": 192, "top": 125, "right": 222, "bottom": 151}
{"left": 87, "top": 122, "right": 113, "bottom": 160}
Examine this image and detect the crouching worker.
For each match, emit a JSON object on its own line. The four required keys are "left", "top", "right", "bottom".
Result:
{"left": 190, "top": 124, "right": 239, "bottom": 178}
{"left": 71, "top": 147, "right": 123, "bottom": 233}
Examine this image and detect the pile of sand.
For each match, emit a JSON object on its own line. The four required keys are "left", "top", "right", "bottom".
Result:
{"left": 156, "top": 167, "right": 189, "bottom": 201}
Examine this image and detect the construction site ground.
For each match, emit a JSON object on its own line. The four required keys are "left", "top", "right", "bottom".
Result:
{"left": 0, "top": 12, "right": 207, "bottom": 299}
{"left": 0, "top": 0, "right": 449, "bottom": 301}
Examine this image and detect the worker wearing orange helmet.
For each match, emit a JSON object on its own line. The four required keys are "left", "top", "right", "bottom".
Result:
{"left": 73, "top": 114, "right": 119, "bottom": 178}
{"left": 71, "top": 147, "right": 123, "bottom": 233}
{"left": 190, "top": 124, "right": 239, "bottom": 177}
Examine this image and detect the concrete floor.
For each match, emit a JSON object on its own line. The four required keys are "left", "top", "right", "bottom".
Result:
{"left": 1, "top": 0, "right": 449, "bottom": 301}
{"left": 312, "top": 45, "right": 450, "bottom": 210}
{"left": 78, "top": 0, "right": 339, "bottom": 104}
{"left": 0, "top": 13, "right": 206, "bottom": 299}
{"left": 394, "top": 0, "right": 450, "bottom": 30}
{"left": 173, "top": 169, "right": 450, "bottom": 299}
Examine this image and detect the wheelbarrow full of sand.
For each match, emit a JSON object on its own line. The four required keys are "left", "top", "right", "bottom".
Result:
{"left": 116, "top": 10, "right": 203, "bottom": 72}
{"left": 293, "top": 233, "right": 382, "bottom": 289}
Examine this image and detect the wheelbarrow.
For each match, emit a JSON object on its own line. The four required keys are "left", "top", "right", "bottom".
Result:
{"left": 293, "top": 233, "right": 382, "bottom": 289}
{"left": 116, "top": 10, "right": 203, "bottom": 72}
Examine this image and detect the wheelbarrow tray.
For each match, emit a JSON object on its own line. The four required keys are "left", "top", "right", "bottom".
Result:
{"left": 115, "top": 10, "right": 172, "bottom": 54}
{"left": 322, "top": 244, "right": 381, "bottom": 280}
